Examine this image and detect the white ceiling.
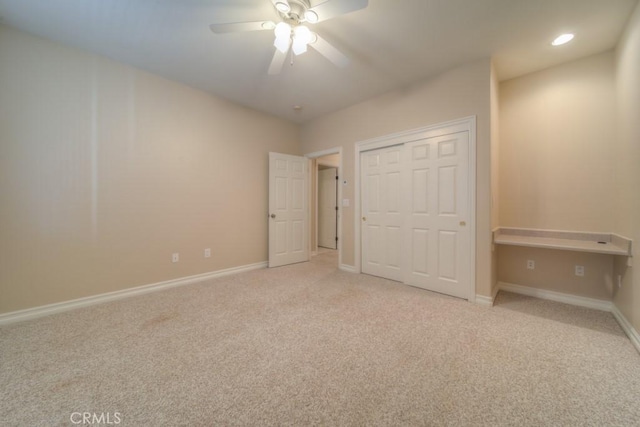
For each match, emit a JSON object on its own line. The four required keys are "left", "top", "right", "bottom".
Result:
{"left": 0, "top": 0, "right": 637, "bottom": 123}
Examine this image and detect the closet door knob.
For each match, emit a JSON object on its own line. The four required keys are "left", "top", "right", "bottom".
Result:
{"left": 460, "top": 221, "right": 466, "bottom": 226}
{"left": 270, "top": 214, "right": 276, "bottom": 219}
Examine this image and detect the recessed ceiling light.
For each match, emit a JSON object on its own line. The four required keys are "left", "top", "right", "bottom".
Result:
{"left": 552, "top": 33, "right": 574, "bottom": 46}
{"left": 275, "top": 2, "right": 291, "bottom": 13}
{"left": 261, "top": 21, "right": 276, "bottom": 30}
{"left": 293, "top": 105, "right": 303, "bottom": 111}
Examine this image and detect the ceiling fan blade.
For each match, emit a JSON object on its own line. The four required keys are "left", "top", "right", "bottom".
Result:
{"left": 309, "top": 34, "right": 349, "bottom": 68}
{"left": 308, "top": 0, "right": 368, "bottom": 22}
{"left": 209, "top": 21, "right": 274, "bottom": 34}
{"left": 268, "top": 48, "right": 288, "bottom": 75}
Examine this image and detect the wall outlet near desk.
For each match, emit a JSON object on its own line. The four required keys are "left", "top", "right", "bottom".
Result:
{"left": 204, "top": 248, "right": 211, "bottom": 258}
{"left": 527, "top": 260, "right": 535, "bottom": 270}
{"left": 575, "top": 265, "right": 585, "bottom": 277}
{"left": 172, "top": 253, "right": 179, "bottom": 263}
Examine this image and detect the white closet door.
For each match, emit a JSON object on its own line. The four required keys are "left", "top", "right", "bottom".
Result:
{"left": 359, "top": 132, "right": 471, "bottom": 299}
{"left": 403, "top": 132, "right": 470, "bottom": 299}
{"left": 360, "top": 145, "right": 404, "bottom": 281}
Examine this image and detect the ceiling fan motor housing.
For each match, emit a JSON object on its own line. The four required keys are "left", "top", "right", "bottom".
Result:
{"left": 278, "top": 0, "right": 312, "bottom": 23}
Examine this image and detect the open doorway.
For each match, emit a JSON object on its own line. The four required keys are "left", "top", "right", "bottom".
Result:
{"left": 306, "top": 148, "right": 342, "bottom": 267}
{"left": 318, "top": 162, "right": 338, "bottom": 250}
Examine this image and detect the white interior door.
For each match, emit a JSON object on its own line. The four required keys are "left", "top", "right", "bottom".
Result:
{"left": 403, "top": 132, "right": 470, "bottom": 299}
{"left": 268, "top": 152, "right": 309, "bottom": 268}
{"left": 360, "top": 145, "right": 404, "bottom": 281}
{"left": 318, "top": 167, "right": 337, "bottom": 249}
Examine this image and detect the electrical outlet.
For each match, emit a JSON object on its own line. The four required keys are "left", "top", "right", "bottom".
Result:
{"left": 527, "top": 260, "right": 535, "bottom": 270}
{"left": 575, "top": 265, "right": 584, "bottom": 277}
{"left": 204, "top": 248, "right": 211, "bottom": 258}
{"left": 172, "top": 253, "right": 179, "bottom": 263}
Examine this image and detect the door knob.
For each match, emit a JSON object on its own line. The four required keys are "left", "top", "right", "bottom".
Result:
{"left": 362, "top": 216, "right": 367, "bottom": 221}
{"left": 270, "top": 214, "right": 276, "bottom": 219}
{"left": 459, "top": 221, "right": 466, "bottom": 226}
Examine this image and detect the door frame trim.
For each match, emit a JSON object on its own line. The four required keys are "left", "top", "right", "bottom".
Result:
{"left": 305, "top": 147, "right": 343, "bottom": 267}
{"left": 354, "top": 116, "right": 477, "bottom": 300}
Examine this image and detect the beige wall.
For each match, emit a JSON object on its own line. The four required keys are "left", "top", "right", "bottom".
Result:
{"left": 490, "top": 62, "right": 500, "bottom": 295}
{"left": 498, "top": 246, "right": 614, "bottom": 300}
{"left": 0, "top": 26, "right": 299, "bottom": 313}
{"left": 613, "top": 3, "right": 640, "bottom": 332}
{"left": 498, "top": 52, "right": 618, "bottom": 300}
{"left": 300, "top": 58, "right": 495, "bottom": 297}
{"left": 4, "top": 14, "right": 633, "bottom": 322}
{"left": 499, "top": 51, "right": 617, "bottom": 231}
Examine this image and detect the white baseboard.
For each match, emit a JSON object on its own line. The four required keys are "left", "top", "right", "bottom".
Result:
{"left": 0, "top": 261, "right": 267, "bottom": 326}
{"left": 475, "top": 285, "right": 500, "bottom": 307}
{"left": 611, "top": 305, "right": 640, "bottom": 354}
{"left": 474, "top": 295, "right": 494, "bottom": 307}
{"left": 339, "top": 264, "right": 357, "bottom": 273}
{"left": 498, "top": 282, "right": 613, "bottom": 312}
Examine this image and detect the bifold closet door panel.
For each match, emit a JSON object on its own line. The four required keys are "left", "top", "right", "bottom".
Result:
{"left": 403, "top": 132, "right": 470, "bottom": 299}
{"left": 360, "top": 145, "right": 403, "bottom": 282}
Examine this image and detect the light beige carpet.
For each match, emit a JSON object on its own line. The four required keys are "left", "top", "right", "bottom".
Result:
{"left": 1, "top": 250, "right": 639, "bottom": 426}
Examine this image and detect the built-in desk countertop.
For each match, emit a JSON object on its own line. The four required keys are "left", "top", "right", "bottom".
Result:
{"left": 493, "top": 228, "right": 633, "bottom": 262}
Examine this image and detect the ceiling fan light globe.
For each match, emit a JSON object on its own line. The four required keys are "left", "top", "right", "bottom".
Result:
{"left": 304, "top": 10, "right": 319, "bottom": 23}
{"left": 293, "top": 25, "right": 313, "bottom": 45}
{"left": 292, "top": 39, "right": 308, "bottom": 55}
{"left": 274, "top": 37, "right": 291, "bottom": 54}
{"left": 274, "top": 22, "right": 291, "bottom": 39}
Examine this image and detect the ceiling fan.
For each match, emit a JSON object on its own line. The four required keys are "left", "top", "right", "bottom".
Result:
{"left": 209, "top": 0, "right": 368, "bottom": 75}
